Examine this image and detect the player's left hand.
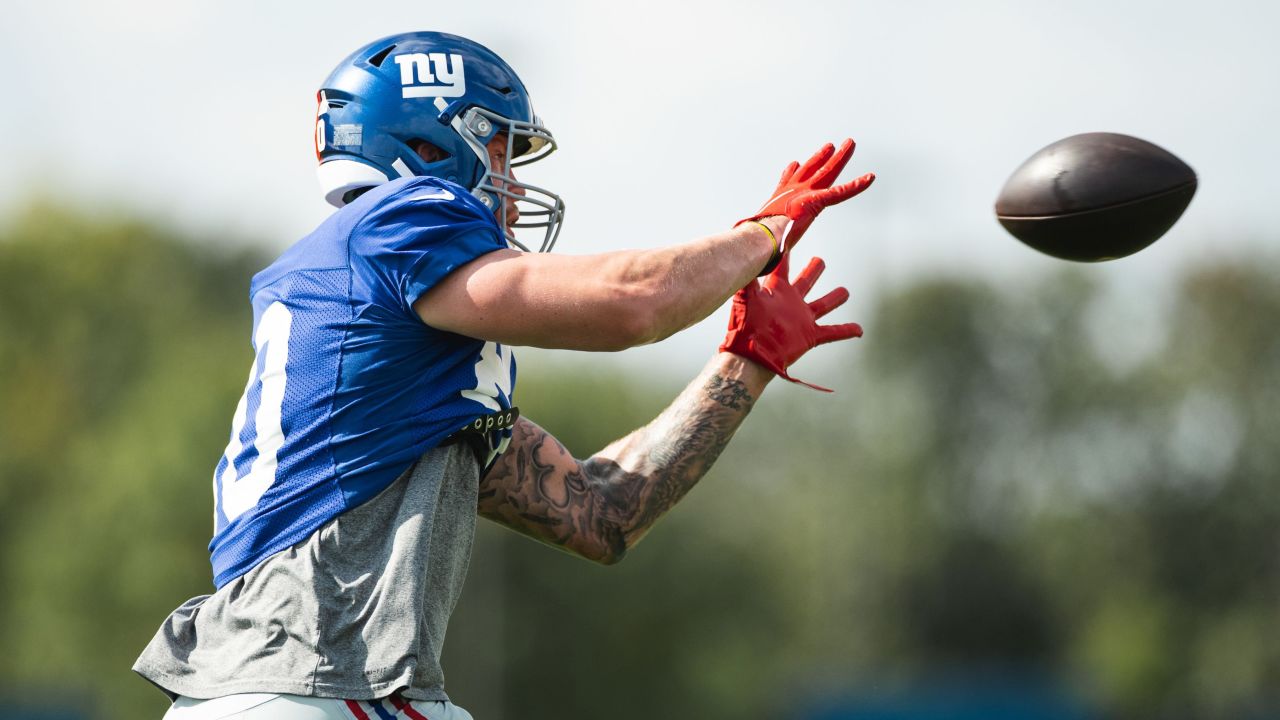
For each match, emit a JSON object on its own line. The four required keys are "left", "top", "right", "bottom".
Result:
{"left": 741, "top": 139, "right": 875, "bottom": 251}
{"left": 719, "top": 252, "right": 861, "bottom": 392}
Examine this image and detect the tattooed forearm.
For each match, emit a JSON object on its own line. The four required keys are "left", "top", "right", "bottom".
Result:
{"left": 480, "top": 424, "right": 636, "bottom": 561}
{"left": 705, "top": 373, "right": 753, "bottom": 410}
{"left": 478, "top": 354, "right": 772, "bottom": 564}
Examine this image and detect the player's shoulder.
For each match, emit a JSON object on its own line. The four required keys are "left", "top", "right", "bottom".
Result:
{"left": 252, "top": 177, "right": 500, "bottom": 294}
{"left": 348, "top": 177, "right": 502, "bottom": 255}
{"left": 358, "top": 176, "right": 492, "bottom": 223}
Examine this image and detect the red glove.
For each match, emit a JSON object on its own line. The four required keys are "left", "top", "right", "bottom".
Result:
{"left": 719, "top": 253, "right": 862, "bottom": 392}
{"left": 742, "top": 139, "right": 875, "bottom": 253}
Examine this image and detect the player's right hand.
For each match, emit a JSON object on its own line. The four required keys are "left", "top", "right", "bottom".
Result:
{"left": 718, "top": 252, "right": 861, "bottom": 392}
{"left": 741, "top": 139, "right": 875, "bottom": 251}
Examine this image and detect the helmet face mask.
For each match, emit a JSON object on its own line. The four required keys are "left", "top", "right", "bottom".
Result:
{"left": 450, "top": 105, "right": 565, "bottom": 253}
{"left": 316, "top": 32, "right": 565, "bottom": 252}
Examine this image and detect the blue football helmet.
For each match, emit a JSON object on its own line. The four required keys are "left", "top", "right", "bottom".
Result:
{"left": 316, "top": 31, "right": 564, "bottom": 252}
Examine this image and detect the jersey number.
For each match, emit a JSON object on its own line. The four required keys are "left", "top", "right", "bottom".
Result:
{"left": 215, "top": 301, "right": 293, "bottom": 525}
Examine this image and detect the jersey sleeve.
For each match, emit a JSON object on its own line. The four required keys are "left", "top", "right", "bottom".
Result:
{"left": 350, "top": 183, "right": 506, "bottom": 310}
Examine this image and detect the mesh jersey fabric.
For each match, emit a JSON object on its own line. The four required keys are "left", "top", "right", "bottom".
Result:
{"left": 208, "top": 176, "right": 516, "bottom": 588}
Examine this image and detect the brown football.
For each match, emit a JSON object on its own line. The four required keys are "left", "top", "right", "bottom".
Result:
{"left": 995, "top": 132, "right": 1197, "bottom": 262}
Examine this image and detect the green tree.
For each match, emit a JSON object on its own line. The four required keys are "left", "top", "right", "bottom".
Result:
{"left": 0, "top": 204, "right": 263, "bottom": 717}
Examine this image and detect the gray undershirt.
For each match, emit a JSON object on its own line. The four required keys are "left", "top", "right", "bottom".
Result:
{"left": 134, "top": 444, "right": 480, "bottom": 702}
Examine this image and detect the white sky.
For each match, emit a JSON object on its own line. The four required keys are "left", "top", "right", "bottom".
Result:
{"left": 5, "top": 0, "right": 1278, "bottom": 381}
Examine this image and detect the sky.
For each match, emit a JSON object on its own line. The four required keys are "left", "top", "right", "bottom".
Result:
{"left": 4, "top": 0, "right": 1278, "bottom": 381}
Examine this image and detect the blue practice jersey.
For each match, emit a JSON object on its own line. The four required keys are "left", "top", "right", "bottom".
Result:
{"left": 208, "top": 177, "right": 516, "bottom": 589}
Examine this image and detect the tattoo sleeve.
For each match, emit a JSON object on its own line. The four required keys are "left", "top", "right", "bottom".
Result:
{"left": 477, "top": 353, "right": 773, "bottom": 564}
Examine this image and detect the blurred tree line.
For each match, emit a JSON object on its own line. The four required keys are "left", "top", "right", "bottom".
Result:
{"left": 0, "top": 206, "right": 1276, "bottom": 720}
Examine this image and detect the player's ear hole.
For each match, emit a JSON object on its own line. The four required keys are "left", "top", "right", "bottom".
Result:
{"left": 409, "top": 139, "right": 451, "bottom": 164}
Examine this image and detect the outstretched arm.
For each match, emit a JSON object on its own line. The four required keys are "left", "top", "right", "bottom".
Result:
{"left": 415, "top": 222, "right": 782, "bottom": 351}
{"left": 415, "top": 140, "right": 872, "bottom": 351}
{"left": 477, "top": 352, "right": 771, "bottom": 564}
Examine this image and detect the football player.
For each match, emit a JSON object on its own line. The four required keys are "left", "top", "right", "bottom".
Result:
{"left": 134, "top": 31, "right": 874, "bottom": 720}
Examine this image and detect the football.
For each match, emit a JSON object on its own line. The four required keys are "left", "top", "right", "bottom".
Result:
{"left": 994, "top": 132, "right": 1197, "bottom": 262}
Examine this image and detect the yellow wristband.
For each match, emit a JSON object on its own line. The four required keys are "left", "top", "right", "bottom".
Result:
{"left": 751, "top": 221, "right": 782, "bottom": 276}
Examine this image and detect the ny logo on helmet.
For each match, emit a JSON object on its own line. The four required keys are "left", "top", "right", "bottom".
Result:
{"left": 393, "top": 53, "right": 466, "bottom": 99}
